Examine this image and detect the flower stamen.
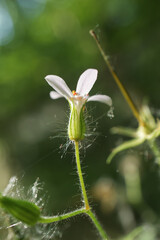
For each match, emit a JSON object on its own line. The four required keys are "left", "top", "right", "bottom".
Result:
{"left": 72, "top": 90, "right": 77, "bottom": 96}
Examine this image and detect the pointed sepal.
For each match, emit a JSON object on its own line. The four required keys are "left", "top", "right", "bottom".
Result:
{"left": 0, "top": 195, "right": 41, "bottom": 225}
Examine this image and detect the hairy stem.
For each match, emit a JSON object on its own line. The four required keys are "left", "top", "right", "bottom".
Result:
{"left": 39, "top": 208, "right": 86, "bottom": 223}
{"left": 87, "top": 210, "right": 109, "bottom": 240}
{"left": 90, "top": 29, "right": 144, "bottom": 127}
{"left": 74, "top": 141, "right": 90, "bottom": 210}
{"left": 74, "top": 141, "right": 109, "bottom": 240}
{"left": 39, "top": 141, "right": 109, "bottom": 239}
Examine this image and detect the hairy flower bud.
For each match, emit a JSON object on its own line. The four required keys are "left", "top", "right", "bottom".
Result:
{"left": 0, "top": 195, "right": 41, "bottom": 225}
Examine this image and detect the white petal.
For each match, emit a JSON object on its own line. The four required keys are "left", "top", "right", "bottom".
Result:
{"left": 50, "top": 91, "right": 63, "bottom": 100}
{"left": 76, "top": 69, "right": 98, "bottom": 96}
{"left": 45, "top": 75, "right": 72, "bottom": 99}
{"left": 87, "top": 94, "right": 112, "bottom": 106}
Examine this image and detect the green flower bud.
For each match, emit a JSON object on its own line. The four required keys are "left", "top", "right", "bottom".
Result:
{"left": 68, "top": 101, "right": 86, "bottom": 141}
{"left": 0, "top": 195, "right": 41, "bottom": 225}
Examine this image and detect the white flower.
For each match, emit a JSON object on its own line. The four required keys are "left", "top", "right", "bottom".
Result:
{"left": 45, "top": 69, "right": 112, "bottom": 141}
{"left": 45, "top": 69, "right": 112, "bottom": 108}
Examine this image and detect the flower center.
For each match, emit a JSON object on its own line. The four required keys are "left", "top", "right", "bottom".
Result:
{"left": 71, "top": 90, "right": 88, "bottom": 111}
{"left": 70, "top": 91, "right": 88, "bottom": 112}
{"left": 72, "top": 90, "right": 88, "bottom": 100}
{"left": 72, "top": 90, "right": 83, "bottom": 100}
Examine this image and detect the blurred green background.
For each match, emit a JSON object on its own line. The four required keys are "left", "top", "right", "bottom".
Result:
{"left": 0, "top": 0, "right": 160, "bottom": 239}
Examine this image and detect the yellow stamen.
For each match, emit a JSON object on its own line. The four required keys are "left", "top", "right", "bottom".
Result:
{"left": 72, "top": 90, "right": 77, "bottom": 96}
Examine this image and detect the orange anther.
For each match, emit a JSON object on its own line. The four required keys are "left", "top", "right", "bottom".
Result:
{"left": 72, "top": 90, "right": 77, "bottom": 96}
